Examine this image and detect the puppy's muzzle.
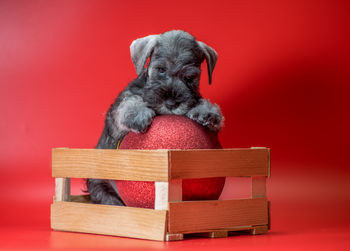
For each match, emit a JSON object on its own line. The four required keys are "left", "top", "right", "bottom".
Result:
{"left": 165, "top": 99, "right": 180, "bottom": 109}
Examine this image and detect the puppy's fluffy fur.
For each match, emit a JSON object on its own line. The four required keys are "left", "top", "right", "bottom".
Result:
{"left": 87, "top": 30, "right": 224, "bottom": 206}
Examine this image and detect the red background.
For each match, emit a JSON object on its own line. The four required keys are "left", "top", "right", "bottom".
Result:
{"left": 1, "top": 0, "right": 349, "bottom": 250}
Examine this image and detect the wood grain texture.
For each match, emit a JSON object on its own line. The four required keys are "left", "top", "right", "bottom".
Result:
{"left": 169, "top": 148, "right": 270, "bottom": 179}
{"left": 168, "top": 198, "right": 268, "bottom": 234}
{"left": 52, "top": 148, "right": 169, "bottom": 181}
{"left": 51, "top": 201, "right": 167, "bottom": 241}
{"left": 252, "top": 176, "right": 266, "bottom": 198}
{"left": 169, "top": 179, "right": 182, "bottom": 202}
{"left": 155, "top": 182, "right": 169, "bottom": 210}
{"left": 154, "top": 180, "right": 182, "bottom": 210}
{"left": 166, "top": 233, "right": 184, "bottom": 241}
{"left": 55, "top": 178, "right": 70, "bottom": 201}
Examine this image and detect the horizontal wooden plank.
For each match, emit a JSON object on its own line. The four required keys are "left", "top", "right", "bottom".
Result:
{"left": 169, "top": 148, "right": 270, "bottom": 179}
{"left": 51, "top": 201, "right": 167, "bottom": 241}
{"left": 168, "top": 198, "right": 268, "bottom": 234}
{"left": 52, "top": 148, "right": 169, "bottom": 181}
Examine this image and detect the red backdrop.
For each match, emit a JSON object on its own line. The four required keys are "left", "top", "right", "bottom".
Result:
{"left": 1, "top": 0, "right": 349, "bottom": 250}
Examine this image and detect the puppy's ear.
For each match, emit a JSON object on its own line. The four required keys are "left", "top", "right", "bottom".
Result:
{"left": 197, "top": 41, "right": 218, "bottom": 84}
{"left": 130, "top": 34, "right": 159, "bottom": 75}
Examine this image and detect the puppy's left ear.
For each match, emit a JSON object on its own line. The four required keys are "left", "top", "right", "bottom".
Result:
{"left": 130, "top": 34, "right": 159, "bottom": 75}
{"left": 197, "top": 41, "right": 218, "bottom": 84}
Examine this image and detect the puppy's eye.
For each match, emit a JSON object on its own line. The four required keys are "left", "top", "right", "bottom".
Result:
{"left": 184, "top": 76, "right": 196, "bottom": 83}
{"left": 157, "top": 67, "right": 166, "bottom": 74}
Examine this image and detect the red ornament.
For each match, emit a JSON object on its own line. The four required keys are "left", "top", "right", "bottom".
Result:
{"left": 116, "top": 115, "right": 225, "bottom": 208}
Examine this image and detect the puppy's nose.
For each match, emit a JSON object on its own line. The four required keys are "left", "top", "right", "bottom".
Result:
{"left": 165, "top": 100, "right": 179, "bottom": 109}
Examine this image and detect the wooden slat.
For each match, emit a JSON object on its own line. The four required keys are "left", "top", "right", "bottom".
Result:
{"left": 169, "top": 148, "right": 270, "bottom": 179}
{"left": 155, "top": 180, "right": 182, "bottom": 210}
{"left": 52, "top": 148, "right": 169, "bottom": 181}
{"left": 166, "top": 233, "right": 184, "bottom": 241}
{"left": 55, "top": 178, "right": 70, "bottom": 201}
{"left": 155, "top": 182, "right": 169, "bottom": 210}
{"left": 252, "top": 176, "right": 266, "bottom": 198}
{"left": 169, "top": 179, "right": 182, "bottom": 202}
{"left": 168, "top": 198, "right": 268, "bottom": 234}
{"left": 51, "top": 201, "right": 167, "bottom": 241}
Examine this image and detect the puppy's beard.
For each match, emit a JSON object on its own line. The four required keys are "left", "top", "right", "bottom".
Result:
{"left": 157, "top": 105, "right": 174, "bottom": 115}
{"left": 157, "top": 103, "right": 189, "bottom": 115}
{"left": 171, "top": 103, "right": 189, "bottom": 115}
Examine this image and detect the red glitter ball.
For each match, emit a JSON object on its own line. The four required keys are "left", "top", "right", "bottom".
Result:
{"left": 116, "top": 115, "right": 225, "bottom": 208}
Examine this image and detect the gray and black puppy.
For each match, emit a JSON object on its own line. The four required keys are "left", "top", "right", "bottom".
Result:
{"left": 87, "top": 30, "right": 224, "bottom": 206}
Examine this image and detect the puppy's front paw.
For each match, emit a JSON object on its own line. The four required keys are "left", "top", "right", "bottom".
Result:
{"left": 187, "top": 100, "right": 224, "bottom": 133}
{"left": 121, "top": 106, "right": 155, "bottom": 133}
{"left": 188, "top": 110, "right": 223, "bottom": 132}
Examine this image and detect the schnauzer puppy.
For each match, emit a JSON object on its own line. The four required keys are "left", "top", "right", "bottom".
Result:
{"left": 87, "top": 30, "right": 224, "bottom": 206}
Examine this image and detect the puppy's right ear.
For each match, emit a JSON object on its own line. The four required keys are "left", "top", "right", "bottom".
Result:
{"left": 130, "top": 34, "right": 159, "bottom": 75}
{"left": 197, "top": 41, "right": 218, "bottom": 85}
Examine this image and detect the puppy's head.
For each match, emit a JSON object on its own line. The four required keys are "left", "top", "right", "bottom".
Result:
{"left": 130, "top": 30, "right": 217, "bottom": 115}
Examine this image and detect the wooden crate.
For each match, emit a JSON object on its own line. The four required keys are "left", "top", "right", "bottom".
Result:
{"left": 51, "top": 147, "right": 271, "bottom": 241}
